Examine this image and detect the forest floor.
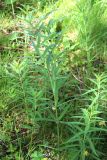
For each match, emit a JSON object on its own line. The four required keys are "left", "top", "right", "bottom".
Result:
{"left": 1, "top": 0, "right": 107, "bottom": 160}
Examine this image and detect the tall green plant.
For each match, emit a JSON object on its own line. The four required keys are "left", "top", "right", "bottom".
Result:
{"left": 60, "top": 73, "right": 107, "bottom": 160}
{"left": 22, "top": 12, "right": 67, "bottom": 158}
{"left": 72, "top": 0, "right": 106, "bottom": 69}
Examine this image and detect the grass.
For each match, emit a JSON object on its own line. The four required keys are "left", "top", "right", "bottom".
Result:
{"left": 1, "top": 0, "right": 107, "bottom": 159}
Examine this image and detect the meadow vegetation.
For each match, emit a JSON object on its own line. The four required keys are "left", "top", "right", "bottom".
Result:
{"left": 1, "top": 0, "right": 107, "bottom": 159}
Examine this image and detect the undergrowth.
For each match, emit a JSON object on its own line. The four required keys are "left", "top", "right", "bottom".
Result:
{"left": 1, "top": 0, "right": 107, "bottom": 160}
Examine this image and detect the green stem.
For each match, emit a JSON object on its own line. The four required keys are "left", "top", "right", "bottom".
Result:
{"left": 11, "top": 0, "right": 15, "bottom": 18}
{"left": 54, "top": 93, "right": 60, "bottom": 160}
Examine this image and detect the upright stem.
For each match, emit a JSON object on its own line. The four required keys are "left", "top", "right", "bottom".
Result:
{"left": 19, "top": 74, "right": 28, "bottom": 112}
{"left": 54, "top": 91, "right": 60, "bottom": 160}
{"left": 11, "top": 0, "right": 15, "bottom": 18}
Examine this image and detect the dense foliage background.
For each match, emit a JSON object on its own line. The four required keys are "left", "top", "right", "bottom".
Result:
{"left": 1, "top": 0, "right": 107, "bottom": 159}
